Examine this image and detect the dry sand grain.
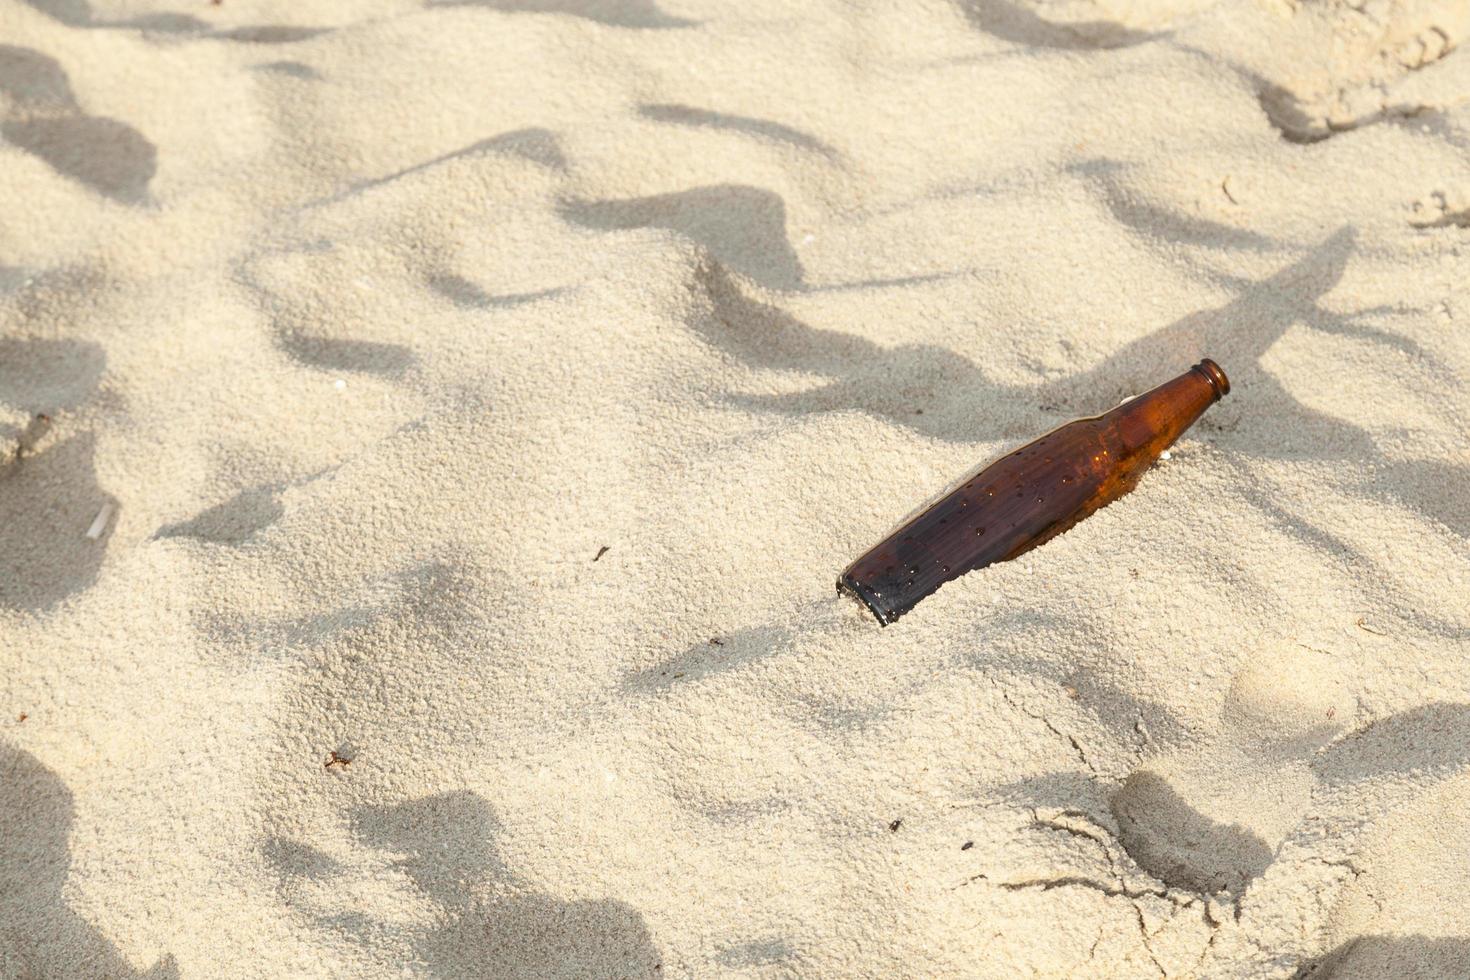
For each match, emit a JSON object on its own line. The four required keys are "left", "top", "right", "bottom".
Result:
{"left": 2, "top": 0, "right": 1470, "bottom": 976}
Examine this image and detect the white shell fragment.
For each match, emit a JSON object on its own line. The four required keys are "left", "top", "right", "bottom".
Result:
{"left": 85, "top": 503, "right": 114, "bottom": 539}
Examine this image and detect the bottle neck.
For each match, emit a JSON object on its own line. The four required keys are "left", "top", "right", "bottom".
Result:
{"left": 1192, "top": 359, "right": 1230, "bottom": 399}
{"left": 1108, "top": 361, "right": 1226, "bottom": 461}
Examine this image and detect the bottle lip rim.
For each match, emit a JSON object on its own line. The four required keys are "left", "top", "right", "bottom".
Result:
{"left": 836, "top": 575, "right": 897, "bottom": 626}
{"left": 1193, "top": 358, "right": 1230, "bottom": 399}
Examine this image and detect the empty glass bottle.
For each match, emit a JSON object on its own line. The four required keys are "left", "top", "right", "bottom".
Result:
{"left": 838, "top": 359, "right": 1230, "bottom": 625}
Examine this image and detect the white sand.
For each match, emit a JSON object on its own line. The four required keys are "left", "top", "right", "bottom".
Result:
{"left": 2, "top": 0, "right": 1469, "bottom": 975}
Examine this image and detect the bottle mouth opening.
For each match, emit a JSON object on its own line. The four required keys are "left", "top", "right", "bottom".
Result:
{"left": 836, "top": 576, "right": 894, "bottom": 626}
{"left": 1193, "top": 358, "right": 1230, "bottom": 399}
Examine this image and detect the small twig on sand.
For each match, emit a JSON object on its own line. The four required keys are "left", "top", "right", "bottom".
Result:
{"left": 5, "top": 413, "right": 52, "bottom": 466}
{"left": 1355, "top": 616, "right": 1387, "bottom": 636}
{"left": 1221, "top": 176, "right": 1238, "bottom": 204}
{"left": 593, "top": 545, "right": 610, "bottom": 562}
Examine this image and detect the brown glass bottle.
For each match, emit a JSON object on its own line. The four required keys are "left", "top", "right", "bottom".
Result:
{"left": 838, "top": 359, "right": 1230, "bottom": 625}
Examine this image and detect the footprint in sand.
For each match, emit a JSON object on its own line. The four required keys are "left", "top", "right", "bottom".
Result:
{"left": 0, "top": 329, "right": 117, "bottom": 611}
{"left": 1255, "top": 18, "right": 1464, "bottom": 144}
{"left": 1298, "top": 770, "right": 1470, "bottom": 977}
{"left": 0, "top": 741, "right": 177, "bottom": 977}
{"left": 262, "top": 791, "right": 661, "bottom": 977}
{"left": 1110, "top": 645, "right": 1353, "bottom": 895}
{"left": 0, "top": 45, "right": 156, "bottom": 204}
{"left": 233, "top": 243, "right": 418, "bottom": 380}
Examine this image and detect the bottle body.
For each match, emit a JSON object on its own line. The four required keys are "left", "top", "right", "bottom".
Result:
{"left": 838, "top": 359, "right": 1229, "bottom": 625}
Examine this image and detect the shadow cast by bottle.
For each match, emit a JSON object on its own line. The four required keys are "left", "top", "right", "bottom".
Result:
{"left": 1028, "top": 227, "right": 1365, "bottom": 418}
{"left": 0, "top": 46, "right": 155, "bottom": 204}
{"left": 687, "top": 226, "right": 1384, "bottom": 444}
{"left": 685, "top": 231, "right": 1374, "bottom": 443}
{"left": 263, "top": 791, "right": 661, "bottom": 978}
{"left": 0, "top": 741, "right": 177, "bottom": 978}
{"left": 424, "top": 0, "right": 695, "bottom": 29}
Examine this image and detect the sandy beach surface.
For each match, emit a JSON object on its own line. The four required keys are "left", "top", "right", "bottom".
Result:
{"left": 3, "top": 0, "right": 1469, "bottom": 975}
